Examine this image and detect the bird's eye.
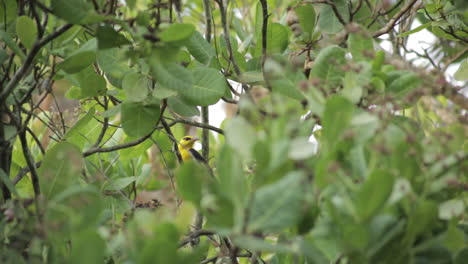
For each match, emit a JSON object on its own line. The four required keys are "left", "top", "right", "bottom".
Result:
{"left": 184, "top": 137, "right": 190, "bottom": 141}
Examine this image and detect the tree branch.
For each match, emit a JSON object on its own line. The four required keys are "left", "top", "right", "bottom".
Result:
{"left": 0, "top": 24, "right": 73, "bottom": 101}
{"left": 372, "top": 0, "right": 419, "bottom": 38}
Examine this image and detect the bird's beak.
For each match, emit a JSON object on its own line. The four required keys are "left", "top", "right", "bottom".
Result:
{"left": 193, "top": 137, "right": 200, "bottom": 141}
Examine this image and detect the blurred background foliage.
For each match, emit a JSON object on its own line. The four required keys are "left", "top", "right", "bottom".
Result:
{"left": 0, "top": 0, "right": 467, "bottom": 263}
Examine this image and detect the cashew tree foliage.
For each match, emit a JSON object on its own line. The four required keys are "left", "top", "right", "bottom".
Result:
{"left": 1, "top": 0, "right": 467, "bottom": 263}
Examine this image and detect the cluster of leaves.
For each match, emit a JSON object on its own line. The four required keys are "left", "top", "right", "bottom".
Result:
{"left": 1, "top": 0, "right": 467, "bottom": 263}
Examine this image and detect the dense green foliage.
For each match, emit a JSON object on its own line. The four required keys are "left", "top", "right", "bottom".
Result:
{"left": 1, "top": 0, "right": 467, "bottom": 263}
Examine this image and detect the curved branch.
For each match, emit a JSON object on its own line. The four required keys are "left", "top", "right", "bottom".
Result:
{"left": 372, "top": 0, "right": 419, "bottom": 38}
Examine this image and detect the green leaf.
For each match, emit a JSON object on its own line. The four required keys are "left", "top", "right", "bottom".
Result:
{"left": 248, "top": 172, "right": 305, "bottom": 232}
{"left": 225, "top": 117, "right": 256, "bottom": 159}
{"left": 186, "top": 31, "right": 216, "bottom": 65}
{"left": 295, "top": 5, "right": 316, "bottom": 39}
{"left": 181, "top": 66, "right": 226, "bottom": 106}
{"left": 38, "top": 142, "right": 83, "bottom": 199}
{"left": 105, "top": 176, "right": 137, "bottom": 191}
{"left": 176, "top": 162, "right": 205, "bottom": 206}
{"left": 75, "top": 67, "right": 107, "bottom": 97}
{"left": 153, "top": 85, "right": 178, "bottom": 99}
{"left": 269, "top": 69, "right": 306, "bottom": 100}
{"left": 167, "top": 96, "right": 200, "bottom": 117}
{"left": 255, "top": 23, "right": 290, "bottom": 56}
{"left": 348, "top": 33, "right": 374, "bottom": 61}
{"left": 443, "top": 223, "right": 466, "bottom": 254}
{"left": 309, "top": 45, "right": 346, "bottom": 89}
{"left": 159, "top": 23, "right": 195, "bottom": 43}
{"left": 150, "top": 61, "right": 193, "bottom": 93}
{"left": 217, "top": 144, "right": 247, "bottom": 223}
{"left": 96, "top": 25, "right": 131, "bottom": 49}
{"left": 0, "top": 49, "right": 7, "bottom": 65}
{"left": 97, "top": 48, "right": 130, "bottom": 87}
{"left": 318, "top": 0, "right": 349, "bottom": 33}
{"left": 138, "top": 223, "right": 179, "bottom": 264}
{"left": 321, "top": 95, "right": 354, "bottom": 149}
{"left": 122, "top": 72, "right": 149, "bottom": 102}
{"left": 386, "top": 72, "right": 421, "bottom": 97}
{"left": 16, "top": 16, "right": 37, "bottom": 49}
{"left": 70, "top": 230, "right": 105, "bottom": 264}
{"left": 0, "top": 0, "right": 17, "bottom": 24}
{"left": 58, "top": 39, "right": 97, "bottom": 74}
{"left": 64, "top": 107, "right": 95, "bottom": 140}
{"left": 356, "top": 170, "right": 395, "bottom": 221}
{"left": 121, "top": 101, "right": 160, "bottom": 137}
{"left": 0, "top": 30, "right": 26, "bottom": 61}
{"left": 397, "top": 22, "right": 431, "bottom": 37}
{"left": 51, "top": 0, "right": 100, "bottom": 24}
{"left": 454, "top": 59, "right": 468, "bottom": 81}
{"left": 0, "top": 168, "right": 19, "bottom": 197}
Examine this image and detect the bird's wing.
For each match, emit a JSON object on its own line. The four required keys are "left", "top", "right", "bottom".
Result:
{"left": 189, "top": 148, "right": 206, "bottom": 163}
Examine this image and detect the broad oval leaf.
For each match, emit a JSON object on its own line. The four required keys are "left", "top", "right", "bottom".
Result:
{"left": 167, "top": 96, "right": 200, "bottom": 117}
{"left": 181, "top": 67, "right": 226, "bottom": 106}
{"left": 121, "top": 101, "right": 161, "bottom": 137}
{"left": 309, "top": 45, "right": 346, "bottom": 89}
{"left": 122, "top": 72, "right": 149, "bottom": 102}
{"left": 295, "top": 5, "right": 316, "bottom": 39}
{"left": 159, "top": 23, "right": 195, "bottom": 42}
{"left": 186, "top": 31, "right": 216, "bottom": 65}
{"left": 16, "top": 16, "right": 37, "bottom": 49}
{"left": 248, "top": 172, "right": 305, "bottom": 232}
{"left": 150, "top": 61, "right": 193, "bottom": 93}
{"left": 38, "top": 142, "right": 83, "bottom": 199}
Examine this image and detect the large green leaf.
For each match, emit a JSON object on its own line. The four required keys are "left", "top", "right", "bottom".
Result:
{"left": 96, "top": 25, "right": 131, "bottom": 49}
{"left": 38, "top": 142, "right": 83, "bottom": 199}
{"left": 97, "top": 48, "right": 131, "bottom": 87}
{"left": 58, "top": 39, "right": 97, "bottom": 74}
{"left": 167, "top": 96, "right": 200, "bottom": 117}
{"left": 225, "top": 117, "right": 256, "bottom": 160}
{"left": 318, "top": 0, "right": 349, "bottom": 34}
{"left": 64, "top": 107, "right": 95, "bottom": 140}
{"left": 75, "top": 67, "right": 107, "bottom": 97}
{"left": 321, "top": 95, "right": 354, "bottom": 149}
{"left": 122, "top": 72, "right": 149, "bottom": 102}
{"left": 181, "top": 66, "right": 226, "bottom": 106}
{"left": 309, "top": 45, "right": 346, "bottom": 89}
{"left": 138, "top": 223, "right": 179, "bottom": 264}
{"left": 0, "top": 0, "right": 17, "bottom": 24}
{"left": 176, "top": 161, "right": 205, "bottom": 206}
{"left": 255, "top": 23, "right": 290, "bottom": 56}
{"left": 150, "top": 61, "right": 193, "bottom": 93}
{"left": 51, "top": 0, "right": 103, "bottom": 24}
{"left": 217, "top": 144, "right": 248, "bottom": 227}
{"left": 295, "top": 4, "right": 316, "bottom": 40}
{"left": 186, "top": 31, "right": 216, "bottom": 65}
{"left": 16, "top": 16, "right": 37, "bottom": 49}
{"left": 386, "top": 72, "right": 421, "bottom": 97}
{"left": 248, "top": 172, "right": 305, "bottom": 232}
{"left": 348, "top": 33, "right": 374, "bottom": 61}
{"left": 121, "top": 101, "right": 160, "bottom": 137}
{"left": 159, "top": 23, "right": 195, "bottom": 43}
{"left": 355, "top": 170, "right": 395, "bottom": 221}
{"left": 70, "top": 230, "right": 105, "bottom": 264}
{"left": 0, "top": 30, "right": 26, "bottom": 61}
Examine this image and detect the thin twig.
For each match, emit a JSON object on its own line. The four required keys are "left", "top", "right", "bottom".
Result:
{"left": 0, "top": 24, "right": 73, "bottom": 101}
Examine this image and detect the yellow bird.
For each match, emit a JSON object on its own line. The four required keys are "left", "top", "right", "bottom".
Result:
{"left": 178, "top": 136, "right": 205, "bottom": 162}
